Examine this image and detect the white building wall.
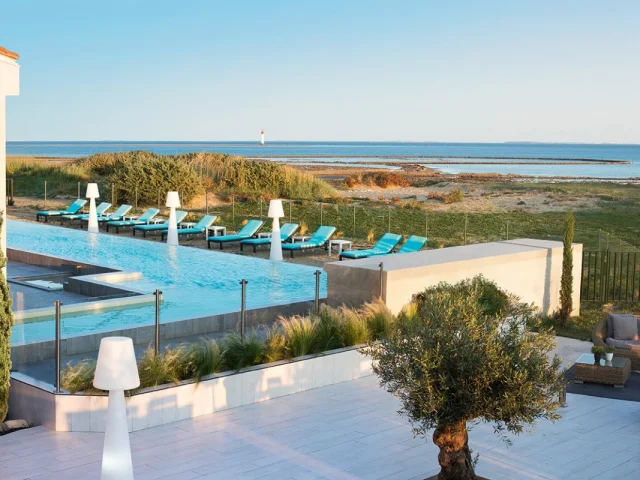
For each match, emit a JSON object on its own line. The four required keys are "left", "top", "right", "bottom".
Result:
{"left": 0, "top": 52, "right": 20, "bottom": 256}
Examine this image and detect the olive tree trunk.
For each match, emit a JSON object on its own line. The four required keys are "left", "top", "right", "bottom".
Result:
{"left": 433, "top": 422, "right": 476, "bottom": 480}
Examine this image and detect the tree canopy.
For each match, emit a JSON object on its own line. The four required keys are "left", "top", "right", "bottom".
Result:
{"left": 363, "top": 276, "right": 565, "bottom": 479}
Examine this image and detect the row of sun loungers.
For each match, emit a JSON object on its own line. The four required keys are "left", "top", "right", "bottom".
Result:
{"left": 36, "top": 202, "right": 428, "bottom": 258}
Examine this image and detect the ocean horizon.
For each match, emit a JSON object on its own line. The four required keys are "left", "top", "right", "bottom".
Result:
{"left": 7, "top": 141, "right": 640, "bottom": 178}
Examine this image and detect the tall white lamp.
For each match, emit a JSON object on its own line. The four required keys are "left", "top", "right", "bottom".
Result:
{"left": 268, "top": 199, "right": 285, "bottom": 261}
{"left": 93, "top": 337, "right": 140, "bottom": 480}
{"left": 86, "top": 183, "right": 100, "bottom": 234}
{"left": 166, "top": 191, "right": 180, "bottom": 246}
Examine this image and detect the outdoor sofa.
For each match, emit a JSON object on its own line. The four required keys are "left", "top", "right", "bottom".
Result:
{"left": 592, "top": 313, "right": 640, "bottom": 370}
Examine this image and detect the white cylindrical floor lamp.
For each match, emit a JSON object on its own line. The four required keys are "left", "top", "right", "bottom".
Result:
{"left": 86, "top": 183, "right": 100, "bottom": 234}
{"left": 93, "top": 337, "right": 140, "bottom": 480}
{"left": 268, "top": 199, "right": 284, "bottom": 261}
{"left": 166, "top": 191, "right": 180, "bottom": 246}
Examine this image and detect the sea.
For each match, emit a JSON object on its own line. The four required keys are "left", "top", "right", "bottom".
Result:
{"left": 7, "top": 141, "right": 640, "bottom": 179}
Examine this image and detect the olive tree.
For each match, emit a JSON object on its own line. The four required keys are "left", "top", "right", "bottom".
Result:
{"left": 363, "top": 277, "right": 565, "bottom": 480}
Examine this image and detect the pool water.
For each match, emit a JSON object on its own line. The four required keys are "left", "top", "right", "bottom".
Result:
{"left": 8, "top": 220, "right": 326, "bottom": 344}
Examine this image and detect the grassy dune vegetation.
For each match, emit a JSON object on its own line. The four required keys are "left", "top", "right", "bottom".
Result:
{"left": 7, "top": 152, "right": 337, "bottom": 203}
{"left": 7, "top": 154, "right": 640, "bottom": 251}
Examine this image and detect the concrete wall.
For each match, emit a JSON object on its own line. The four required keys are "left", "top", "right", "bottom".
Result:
{"left": 326, "top": 238, "right": 582, "bottom": 317}
{"left": 9, "top": 346, "right": 372, "bottom": 432}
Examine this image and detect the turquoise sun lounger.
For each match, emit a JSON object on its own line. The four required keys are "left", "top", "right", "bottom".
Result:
{"left": 397, "top": 235, "right": 428, "bottom": 253}
{"left": 207, "top": 220, "right": 264, "bottom": 250}
{"left": 86, "top": 204, "right": 132, "bottom": 226}
{"left": 339, "top": 233, "right": 403, "bottom": 261}
{"left": 281, "top": 226, "right": 336, "bottom": 258}
{"left": 161, "top": 215, "right": 218, "bottom": 241}
{"left": 61, "top": 202, "right": 112, "bottom": 225}
{"left": 133, "top": 211, "right": 188, "bottom": 237}
{"left": 240, "top": 223, "right": 299, "bottom": 253}
{"left": 36, "top": 199, "right": 87, "bottom": 223}
{"left": 106, "top": 208, "right": 160, "bottom": 233}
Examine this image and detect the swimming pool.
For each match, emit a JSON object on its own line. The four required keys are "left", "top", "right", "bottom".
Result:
{"left": 8, "top": 220, "right": 326, "bottom": 344}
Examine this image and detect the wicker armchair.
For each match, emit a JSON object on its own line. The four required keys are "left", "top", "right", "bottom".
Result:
{"left": 592, "top": 317, "right": 640, "bottom": 371}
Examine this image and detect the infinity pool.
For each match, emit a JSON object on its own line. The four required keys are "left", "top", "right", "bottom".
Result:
{"left": 8, "top": 220, "right": 326, "bottom": 344}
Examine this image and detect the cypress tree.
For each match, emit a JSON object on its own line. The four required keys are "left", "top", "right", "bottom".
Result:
{"left": 0, "top": 216, "right": 13, "bottom": 422}
{"left": 559, "top": 211, "right": 575, "bottom": 326}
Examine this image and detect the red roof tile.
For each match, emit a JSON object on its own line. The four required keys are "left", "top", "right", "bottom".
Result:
{"left": 0, "top": 46, "right": 19, "bottom": 60}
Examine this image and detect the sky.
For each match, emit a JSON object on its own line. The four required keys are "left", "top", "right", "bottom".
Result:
{"left": 2, "top": 0, "right": 640, "bottom": 143}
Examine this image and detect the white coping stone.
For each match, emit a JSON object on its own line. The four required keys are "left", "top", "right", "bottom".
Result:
{"left": 332, "top": 238, "right": 566, "bottom": 271}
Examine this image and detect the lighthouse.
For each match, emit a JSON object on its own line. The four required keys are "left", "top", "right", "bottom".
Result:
{"left": 260, "top": 129, "right": 265, "bottom": 146}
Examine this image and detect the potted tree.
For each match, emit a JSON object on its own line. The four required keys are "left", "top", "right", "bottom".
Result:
{"left": 592, "top": 346, "right": 605, "bottom": 364}
{"left": 605, "top": 345, "right": 615, "bottom": 362}
{"left": 363, "top": 276, "right": 565, "bottom": 480}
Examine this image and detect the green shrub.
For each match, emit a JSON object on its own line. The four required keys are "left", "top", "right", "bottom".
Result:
{"left": 279, "top": 315, "right": 319, "bottom": 357}
{"left": 263, "top": 327, "right": 287, "bottom": 363}
{"left": 79, "top": 151, "right": 202, "bottom": 206}
{"left": 314, "top": 306, "right": 342, "bottom": 352}
{"left": 223, "top": 331, "right": 265, "bottom": 369}
{"left": 362, "top": 300, "right": 396, "bottom": 341}
{"left": 187, "top": 338, "right": 226, "bottom": 382}
{"left": 413, "top": 275, "right": 509, "bottom": 318}
{"left": 138, "top": 346, "right": 190, "bottom": 388}
{"left": 182, "top": 152, "right": 337, "bottom": 200}
{"left": 335, "top": 306, "right": 371, "bottom": 346}
{"left": 73, "top": 151, "right": 337, "bottom": 203}
{"left": 60, "top": 359, "right": 100, "bottom": 394}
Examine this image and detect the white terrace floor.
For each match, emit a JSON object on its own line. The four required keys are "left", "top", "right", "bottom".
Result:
{"left": 2, "top": 340, "right": 640, "bottom": 480}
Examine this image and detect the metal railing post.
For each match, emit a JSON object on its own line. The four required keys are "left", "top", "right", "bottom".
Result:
{"left": 240, "top": 279, "right": 247, "bottom": 337}
{"left": 379, "top": 262, "right": 384, "bottom": 301}
{"left": 44, "top": 180, "right": 47, "bottom": 209}
{"left": 154, "top": 289, "right": 162, "bottom": 355}
{"left": 54, "top": 300, "right": 62, "bottom": 393}
{"left": 314, "top": 270, "right": 322, "bottom": 313}
{"left": 232, "top": 195, "right": 235, "bottom": 222}
{"left": 320, "top": 203, "right": 323, "bottom": 226}
{"left": 206, "top": 191, "right": 209, "bottom": 214}
{"left": 77, "top": 181, "right": 81, "bottom": 199}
